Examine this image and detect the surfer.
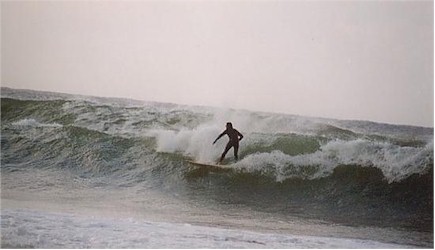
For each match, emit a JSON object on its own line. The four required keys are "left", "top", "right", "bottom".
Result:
{"left": 213, "top": 122, "right": 243, "bottom": 164}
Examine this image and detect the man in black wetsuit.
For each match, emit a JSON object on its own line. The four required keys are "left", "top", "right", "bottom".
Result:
{"left": 213, "top": 122, "right": 244, "bottom": 164}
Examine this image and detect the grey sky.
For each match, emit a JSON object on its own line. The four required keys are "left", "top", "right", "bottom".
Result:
{"left": 1, "top": 0, "right": 433, "bottom": 127}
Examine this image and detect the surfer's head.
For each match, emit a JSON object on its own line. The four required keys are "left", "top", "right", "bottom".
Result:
{"left": 226, "top": 122, "right": 233, "bottom": 129}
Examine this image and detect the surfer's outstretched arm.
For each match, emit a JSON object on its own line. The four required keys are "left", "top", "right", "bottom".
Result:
{"left": 213, "top": 131, "right": 226, "bottom": 144}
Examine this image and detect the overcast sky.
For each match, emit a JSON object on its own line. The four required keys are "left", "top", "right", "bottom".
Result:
{"left": 1, "top": 0, "right": 433, "bottom": 127}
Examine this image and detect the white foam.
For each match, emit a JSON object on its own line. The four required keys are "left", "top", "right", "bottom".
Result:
{"left": 1, "top": 209, "right": 412, "bottom": 248}
{"left": 148, "top": 124, "right": 224, "bottom": 163}
{"left": 320, "top": 139, "right": 433, "bottom": 182}
{"left": 235, "top": 139, "right": 433, "bottom": 183}
{"left": 11, "top": 119, "right": 63, "bottom": 128}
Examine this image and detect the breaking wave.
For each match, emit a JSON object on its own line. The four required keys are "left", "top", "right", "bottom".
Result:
{"left": 1, "top": 87, "right": 433, "bottom": 232}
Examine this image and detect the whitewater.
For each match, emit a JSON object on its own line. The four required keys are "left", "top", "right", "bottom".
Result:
{"left": 1, "top": 87, "right": 433, "bottom": 248}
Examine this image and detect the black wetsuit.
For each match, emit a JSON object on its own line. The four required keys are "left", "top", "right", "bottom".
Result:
{"left": 214, "top": 128, "right": 243, "bottom": 162}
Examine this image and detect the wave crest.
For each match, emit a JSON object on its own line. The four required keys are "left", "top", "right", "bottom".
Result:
{"left": 235, "top": 139, "right": 433, "bottom": 183}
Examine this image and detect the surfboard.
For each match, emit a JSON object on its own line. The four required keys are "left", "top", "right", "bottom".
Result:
{"left": 186, "top": 160, "right": 232, "bottom": 170}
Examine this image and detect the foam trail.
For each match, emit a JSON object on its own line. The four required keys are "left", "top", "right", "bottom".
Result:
{"left": 1, "top": 209, "right": 413, "bottom": 249}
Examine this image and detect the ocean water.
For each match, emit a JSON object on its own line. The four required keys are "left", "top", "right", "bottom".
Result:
{"left": 1, "top": 87, "right": 433, "bottom": 248}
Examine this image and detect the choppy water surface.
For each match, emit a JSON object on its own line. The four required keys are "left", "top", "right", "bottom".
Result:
{"left": 1, "top": 87, "right": 433, "bottom": 248}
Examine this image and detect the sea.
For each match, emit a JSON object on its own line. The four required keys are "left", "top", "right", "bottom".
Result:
{"left": 1, "top": 87, "right": 433, "bottom": 248}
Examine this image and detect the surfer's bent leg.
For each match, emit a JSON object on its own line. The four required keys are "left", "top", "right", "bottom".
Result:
{"left": 220, "top": 142, "right": 232, "bottom": 163}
